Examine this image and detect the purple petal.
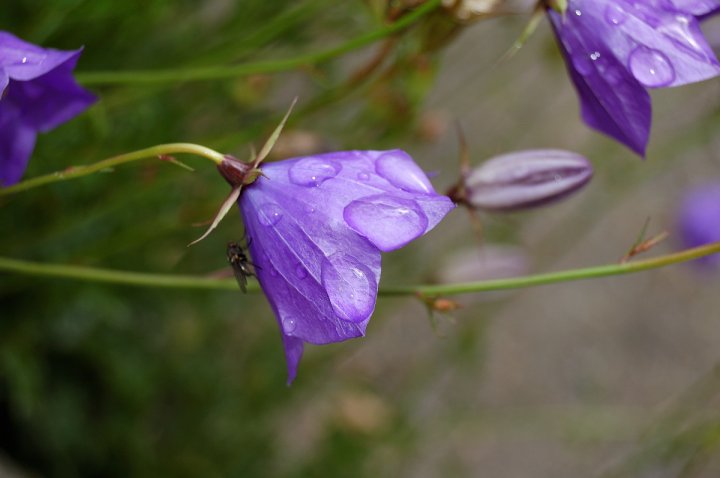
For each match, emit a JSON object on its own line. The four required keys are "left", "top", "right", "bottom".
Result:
{"left": 0, "top": 68, "right": 8, "bottom": 93}
{"left": 0, "top": 32, "right": 96, "bottom": 186}
{"left": 0, "top": 100, "right": 37, "bottom": 186}
{"left": 548, "top": 0, "right": 720, "bottom": 155}
{"left": 4, "top": 54, "right": 97, "bottom": 133}
{"left": 677, "top": 182, "right": 720, "bottom": 267}
{"left": 0, "top": 32, "right": 79, "bottom": 82}
{"left": 238, "top": 150, "right": 454, "bottom": 382}
{"left": 280, "top": 334, "right": 304, "bottom": 386}
{"left": 549, "top": 8, "right": 652, "bottom": 155}
{"left": 667, "top": 0, "right": 720, "bottom": 16}
{"left": 374, "top": 149, "right": 435, "bottom": 194}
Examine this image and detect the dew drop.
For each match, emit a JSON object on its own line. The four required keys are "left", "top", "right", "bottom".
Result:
{"left": 375, "top": 151, "right": 433, "bottom": 194}
{"left": 282, "top": 316, "right": 298, "bottom": 335}
{"left": 288, "top": 157, "right": 341, "bottom": 187}
{"left": 604, "top": 4, "right": 628, "bottom": 25}
{"left": 258, "top": 203, "right": 284, "bottom": 226}
{"left": 295, "top": 264, "right": 308, "bottom": 279}
{"left": 343, "top": 194, "right": 429, "bottom": 251}
{"left": 320, "top": 253, "right": 376, "bottom": 323}
{"left": 628, "top": 47, "right": 675, "bottom": 87}
{"left": 21, "top": 57, "right": 27, "bottom": 64}
{"left": 304, "top": 204, "right": 316, "bottom": 214}
{"left": 574, "top": 9, "right": 581, "bottom": 16}
{"left": 357, "top": 172, "right": 370, "bottom": 181}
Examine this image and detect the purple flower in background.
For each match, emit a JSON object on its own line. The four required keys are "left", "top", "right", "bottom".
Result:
{"left": 236, "top": 150, "right": 454, "bottom": 383}
{"left": 677, "top": 182, "right": 720, "bottom": 266}
{"left": 547, "top": 0, "right": 720, "bottom": 156}
{"left": 0, "top": 31, "right": 96, "bottom": 186}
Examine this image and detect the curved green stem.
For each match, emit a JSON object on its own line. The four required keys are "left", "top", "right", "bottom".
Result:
{"left": 0, "top": 143, "right": 225, "bottom": 196}
{"left": 1, "top": 242, "right": 717, "bottom": 296}
{"left": 75, "top": 0, "right": 442, "bottom": 85}
{"left": 0, "top": 257, "right": 245, "bottom": 291}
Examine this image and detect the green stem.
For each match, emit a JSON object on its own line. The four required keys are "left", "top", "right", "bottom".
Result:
{"left": 1, "top": 242, "right": 717, "bottom": 296}
{"left": 75, "top": 0, "right": 442, "bottom": 85}
{"left": 0, "top": 256, "right": 244, "bottom": 291}
{"left": 0, "top": 143, "right": 225, "bottom": 196}
{"left": 400, "top": 242, "right": 720, "bottom": 297}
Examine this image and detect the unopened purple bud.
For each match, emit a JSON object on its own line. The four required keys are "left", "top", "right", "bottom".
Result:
{"left": 462, "top": 149, "right": 593, "bottom": 211}
{"left": 677, "top": 182, "right": 720, "bottom": 267}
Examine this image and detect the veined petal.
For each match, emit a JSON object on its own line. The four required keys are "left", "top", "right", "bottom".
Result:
{"left": 665, "top": 0, "right": 720, "bottom": 16}
{"left": 238, "top": 150, "right": 454, "bottom": 382}
{"left": 549, "top": 0, "right": 720, "bottom": 155}
{"left": 549, "top": 8, "right": 652, "bottom": 155}
{"left": 558, "top": 1, "right": 720, "bottom": 88}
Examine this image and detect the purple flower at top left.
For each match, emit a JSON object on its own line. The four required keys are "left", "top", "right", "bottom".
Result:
{"left": 0, "top": 31, "right": 96, "bottom": 186}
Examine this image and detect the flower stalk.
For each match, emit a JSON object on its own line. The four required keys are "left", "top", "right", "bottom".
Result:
{"left": 0, "top": 143, "right": 225, "bottom": 196}
{"left": 1, "top": 241, "right": 718, "bottom": 296}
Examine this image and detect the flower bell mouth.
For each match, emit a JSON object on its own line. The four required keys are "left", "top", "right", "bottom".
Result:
{"left": 237, "top": 149, "right": 455, "bottom": 383}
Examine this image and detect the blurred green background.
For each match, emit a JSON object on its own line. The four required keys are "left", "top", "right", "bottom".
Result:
{"left": 1, "top": 1, "right": 720, "bottom": 477}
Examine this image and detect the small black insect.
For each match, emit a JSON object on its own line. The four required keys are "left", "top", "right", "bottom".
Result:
{"left": 227, "top": 239, "right": 258, "bottom": 293}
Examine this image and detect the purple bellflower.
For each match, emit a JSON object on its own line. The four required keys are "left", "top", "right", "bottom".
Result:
{"left": 0, "top": 31, "right": 96, "bottom": 186}
{"left": 677, "top": 182, "right": 720, "bottom": 267}
{"left": 547, "top": 0, "right": 720, "bottom": 156}
{"left": 223, "top": 150, "right": 454, "bottom": 383}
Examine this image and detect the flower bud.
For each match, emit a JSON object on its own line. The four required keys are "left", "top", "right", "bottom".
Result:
{"left": 458, "top": 149, "right": 592, "bottom": 212}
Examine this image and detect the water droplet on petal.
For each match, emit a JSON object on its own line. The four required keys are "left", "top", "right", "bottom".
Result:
{"left": 282, "top": 316, "right": 297, "bottom": 335}
{"left": 295, "top": 264, "right": 308, "bottom": 279}
{"left": 321, "top": 253, "right": 376, "bottom": 323}
{"left": 21, "top": 57, "right": 27, "bottom": 64}
{"left": 375, "top": 151, "right": 433, "bottom": 194}
{"left": 604, "top": 4, "right": 628, "bottom": 25}
{"left": 357, "top": 172, "right": 370, "bottom": 181}
{"left": 304, "top": 204, "right": 316, "bottom": 214}
{"left": 258, "top": 203, "right": 284, "bottom": 226}
{"left": 288, "top": 157, "right": 341, "bottom": 187}
{"left": 628, "top": 47, "right": 675, "bottom": 87}
{"left": 344, "top": 194, "right": 429, "bottom": 251}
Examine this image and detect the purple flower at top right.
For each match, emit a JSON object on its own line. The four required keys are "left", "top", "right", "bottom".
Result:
{"left": 547, "top": 0, "right": 720, "bottom": 156}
